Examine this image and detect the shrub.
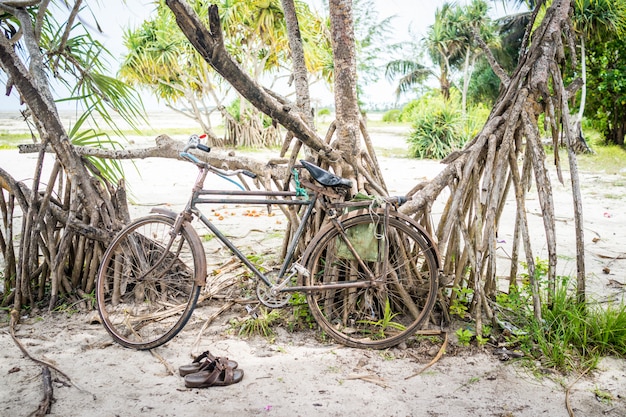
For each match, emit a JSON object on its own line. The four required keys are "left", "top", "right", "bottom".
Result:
{"left": 405, "top": 91, "right": 466, "bottom": 159}
{"left": 382, "top": 108, "right": 402, "bottom": 122}
{"left": 402, "top": 90, "right": 489, "bottom": 160}
{"left": 317, "top": 107, "right": 332, "bottom": 117}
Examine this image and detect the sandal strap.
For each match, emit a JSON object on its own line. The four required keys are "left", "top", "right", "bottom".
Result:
{"left": 202, "top": 367, "right": 222, "bottom": 386}
{"left": 192, "top": 350, "right": 214, "bottom": 364}
{"left": 214, "top": 357, "right": 229, "bottom": 370}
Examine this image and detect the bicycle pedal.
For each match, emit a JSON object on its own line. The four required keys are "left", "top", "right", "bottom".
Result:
{"left": 245, "top": 304, "right": 259, "bottom": 319}
{"left": 292, "top": 263, "right": 310, "bottom": 278}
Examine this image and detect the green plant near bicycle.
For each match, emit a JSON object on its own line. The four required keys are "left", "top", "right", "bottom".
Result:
{"left": 493, "top": 258, "right": 626, "bottom": 372}
{"left": 95, "top": 134, "right": 441, "bottom": 350}
{"left": 450, "top": 287, "right": 474, "bottom": 318}
{"left": 232, "top": 307, "right": 280, "bottom": 339}
{"left": 357, "top": 298, "right": 407, "bottom": 340}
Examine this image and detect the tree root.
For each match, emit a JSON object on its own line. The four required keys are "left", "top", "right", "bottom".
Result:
{"left": 9, "top": 309, "right": 95, "bottom": 415}
{"left": 564, "top": 366, "right": 592, "bottom": 417}
{"left": 32, "top": 366, "right": 53, "bottom": 417}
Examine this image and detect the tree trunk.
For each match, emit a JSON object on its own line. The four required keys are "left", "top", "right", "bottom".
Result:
{"left": 328, "top": 0, "right": 360, "bottom": 172}
{"left": 281, "top": 0, "right": 314, "bottom": 129}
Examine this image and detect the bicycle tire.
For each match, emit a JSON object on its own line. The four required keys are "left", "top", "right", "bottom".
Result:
{"left": 304, "top": 210, "right": 438, "bottom": 349}
{"left": 96, "top": 214, "right": 204, "bottom": 350}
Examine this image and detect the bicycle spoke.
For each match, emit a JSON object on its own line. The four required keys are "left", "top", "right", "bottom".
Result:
{"left": 97, "top": 215, "right": 203, "bottom": 350}
{"left": 305, "top": 212, "right": 438, "bottom": 349}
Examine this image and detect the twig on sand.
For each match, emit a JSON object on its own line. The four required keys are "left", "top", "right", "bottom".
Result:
{"left": 192, "top": 301, "right": 236, "bottom": 351}
{"left": 565, "top": 366, "right": 592, "bottom": 417}
{"left": 345, "top": 373, "right": 389, "bottom": 388}
{"left": 32, "top": 366, "right": 53, "bottom": 417}
{"left": 405, "top": 331, "right": 448, "bottom": 380}
{"left": 9, "top": 309, "right": 96, "bottom": 417}
{"left": 150, "top": 350, "right": 177, "bottom": 375}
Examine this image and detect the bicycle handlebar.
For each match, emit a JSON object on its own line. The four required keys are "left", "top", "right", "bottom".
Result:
{"left": 179, "top": 135, "right": 404, "bottom": 199}
{"left": 180, "top": 134, "right": 258, "bottom": 179}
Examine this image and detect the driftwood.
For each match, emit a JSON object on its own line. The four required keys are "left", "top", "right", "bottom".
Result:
{"left": 33, "top": 366, "right": 53, "bottom": 417}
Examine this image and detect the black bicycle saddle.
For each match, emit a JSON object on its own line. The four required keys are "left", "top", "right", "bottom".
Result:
{"left": 300, "top": 160, "right": 353, "bottom": 189}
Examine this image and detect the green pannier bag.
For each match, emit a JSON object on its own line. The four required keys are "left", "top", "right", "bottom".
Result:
{"left": 336, "top": 222, "right": 382, "bottom": 262}
{"left": 336, "top": 193, "right": 383, "bottom": 262}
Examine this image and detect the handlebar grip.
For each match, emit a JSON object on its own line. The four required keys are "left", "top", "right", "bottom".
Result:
{"left": 197, "top": 144, "right": 211, "bottom": 153}
{"left": 242, "top": 170, "right": 257, "bottom": 179}
{"left": 386, "top": 196, "right": 407, "bottom": 206}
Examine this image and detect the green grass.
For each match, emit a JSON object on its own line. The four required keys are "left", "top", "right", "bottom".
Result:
{"left": 375, "top": 147, "right": 408, "bottom": 158}
{"left": 0, "top": 132, "right": 32, "bottom": 148}
{"left": 231, "top": 306, "right": 281, "bottom": 339}
{"left": 578, "top": 145, "right": 626, "bottom": 176}
{"left": 577, "top": 129, "right": 626, "bottom": 176}
{"left": 497, "top": 268, "right": 626, "bottom": 373}
{"left": 529, "top": 289, "right": 626, "bottom": 372}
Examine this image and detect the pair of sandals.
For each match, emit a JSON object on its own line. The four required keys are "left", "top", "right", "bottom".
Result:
{"left": 179, "top": 350, "right": 244, "bottom": 388}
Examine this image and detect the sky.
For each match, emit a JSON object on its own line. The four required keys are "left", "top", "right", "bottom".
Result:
{"left": 0, "top": 0, "right": 521, "bottom": 112}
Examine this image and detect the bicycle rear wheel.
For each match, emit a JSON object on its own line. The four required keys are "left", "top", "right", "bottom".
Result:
{"left": 304, "top": 210, "right": 438, "bottom": 349}
{"left": 96, "top": 215, "right": 204, "bottom": 350}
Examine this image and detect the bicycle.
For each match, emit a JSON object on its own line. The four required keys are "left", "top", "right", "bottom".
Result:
{"left": 96, "top": 134, "right": 440, "bottom": 350}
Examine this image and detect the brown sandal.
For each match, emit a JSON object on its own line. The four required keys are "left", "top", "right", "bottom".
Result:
{"left": 184, "top": 358, "right": 244, "bottom": 388}
{"left": 179, "top": 351, "right": 238, "bottom": 377}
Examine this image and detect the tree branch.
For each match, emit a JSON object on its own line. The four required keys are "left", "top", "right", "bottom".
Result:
{"left": 18, "top": 134, "right": 290, "bottom": 184}
{"left": 164, "top": 1, "right": 340, "bottom": 162}
{"left": 472, "top": 27, "right": 509, "bottom": 86}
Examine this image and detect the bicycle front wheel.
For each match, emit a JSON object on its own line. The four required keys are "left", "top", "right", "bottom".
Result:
{"left": 96, "top": 215, "right": 204, "bottom": 350}
{"left": 304, "top": 210, "right": 439, "bottom": 349}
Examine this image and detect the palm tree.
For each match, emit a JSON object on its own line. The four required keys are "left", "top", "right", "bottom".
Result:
{"left": 386, "top": 1, "right": 495, "bottom": 112}
{"left": 383, "top": 3, "right": 460, "bottom": 102}
{"left": 424, "top": 3, "right": 461, "bottom": 101}
{"left": 571, "top": 0, "right": 626, "bottom": 125}
{"left": 384, "top": 54, "right": 433, "bottom": 100}
{"left": 454, "top": 0, "right": 497, "bottom": 115}
{"left": 120, "top": 2, "right": 228, "bottom": 143}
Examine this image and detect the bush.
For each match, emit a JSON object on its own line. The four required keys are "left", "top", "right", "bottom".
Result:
{"left": 402, "top": 90, "right": 489, "bottom": 160}
{"left": 317, "top": 107, "right": 332, "bottom": 117}
{"left": 496, "top": 262, "right": 626, "bottom": 373}
{"left": 381, "top": 108, "right": 402, "bottom": 122}
{"left": 404, "top": 91, "right": 466, "bottom": 159}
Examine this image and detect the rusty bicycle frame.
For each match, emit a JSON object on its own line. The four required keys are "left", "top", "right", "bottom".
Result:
{"left": 161, "top": 142, "right": 387, "bottom": 297}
